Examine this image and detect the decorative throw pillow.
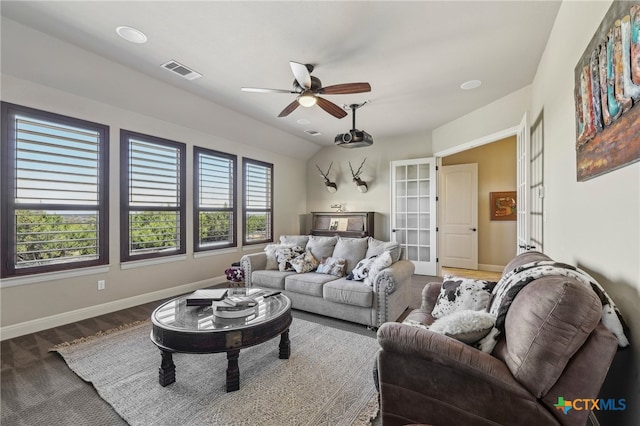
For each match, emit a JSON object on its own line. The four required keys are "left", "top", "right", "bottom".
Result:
{"left": 315, "top": 257, "right": 347, "bottom": 277}
{"left": 275, "top": 246, "right": 305, "bottom": 272}
{"left": 429, "top": 310, "right": 495, "bottom": 344}
{"left": 364, "top": 251, "right": 393, "bottom": 286}
{"left": 290, "top": 249, "right": 319, "bottom": 273}
{"left": 366, "top": 237, "right": 401, "bottom": 263}
{"left": 348, "top": 255, "right": 378, "bottom": 281}
{"left": 264, "top": 243, "right": 294, "bottom": 270}
{"left": 431, "top": 276, "right": 497, "bottom": 319}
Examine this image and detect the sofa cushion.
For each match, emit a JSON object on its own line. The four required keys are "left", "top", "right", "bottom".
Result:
{"left": 348, "top": 255, "right": 377, "bottom": 281}
{"left": 429, "top": 310, "right": 495, "bottom": 344}
{"left": 366, "top": 237, "right": 401, "bottom": 262}
{"left": 264, "top": 243, "right": 294, "bottom": 270}
{"left": 280, "top": 235, "right": 310, "bottom": 247}
{"left": 250, "top": 270, "right": 296, "bottom": 290}
{"left": 306, "top": 236, "right": 338, "bottom": 261}
{"left": 285, "top": 272, "right": 337, "bottom": 297}
{"left": 332, "top": 237, "right": 369, "bottom": 274}
{"left": 276, "top": 246, "right": 305, "bottom": 271}
{"left": 323, "top": 278, "right": 373, "bottom": 307}
{"left": 316, "top": 256, "right": 347, "bottom": 277}
{"left": 431, "top": 276, "right": 497, "bottom": 319}
{"left": 499, "top": 277, "right": 602, "bottom": 398}
{"left": 290, "top": 249, "right": 319, "bottom": 273}
{"left": 364, "top": 251, "right": 393, "bottom": 286}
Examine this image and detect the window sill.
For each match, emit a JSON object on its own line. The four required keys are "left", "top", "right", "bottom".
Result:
{"left": 243, "top": 244, "right": 267, "bottom": 252}
{"left": 193, "top": 248, "right": 239, "bottom": 259}
{"left": 120, "top": 254, "right": 187, "bottom": 270}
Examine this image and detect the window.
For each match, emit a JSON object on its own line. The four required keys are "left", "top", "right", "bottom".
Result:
{"left": 194, "top": 147, "right": 237, "bottom": 251}
{"left": 242, "top": 158, "right": 273, "bottom": 245}
{"left": 0, "top": 102, "right": 109, "bottom": 277}
{"left": 120, "top": 130, "right": 186, "bottom": 262}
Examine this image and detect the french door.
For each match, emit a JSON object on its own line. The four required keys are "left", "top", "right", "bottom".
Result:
{"left": 516, "top": 113, "right": 532, "bottom": 254}
{"left": 390, "top": 158, "right": 437, "bottom": 275}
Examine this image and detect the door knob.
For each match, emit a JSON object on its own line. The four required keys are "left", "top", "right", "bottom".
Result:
{"left": 469, "top": 228, "right": 477, "bottom": 232}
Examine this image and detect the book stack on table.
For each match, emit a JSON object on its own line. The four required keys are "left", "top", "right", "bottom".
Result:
{"left": 186, "top": 289, "right": 228, "bottom": 306}
{"left": 186, "top": 288, "right": 281, "bottom": 318}
{"left": 213, "top": 296, "right": 257, "bottom": 318}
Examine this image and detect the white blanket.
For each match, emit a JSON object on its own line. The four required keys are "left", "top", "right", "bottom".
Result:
{"left": 478, "top": 260, "right": 629, "bottom": 353}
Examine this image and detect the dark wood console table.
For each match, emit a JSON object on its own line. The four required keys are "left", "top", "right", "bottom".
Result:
{"left": 310, "top": 211, "right": 374, "bottom": 238}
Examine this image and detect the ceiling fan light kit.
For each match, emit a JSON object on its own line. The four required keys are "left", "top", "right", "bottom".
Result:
{"left": 297, "top": 92, "right": 317, "bottom": 107}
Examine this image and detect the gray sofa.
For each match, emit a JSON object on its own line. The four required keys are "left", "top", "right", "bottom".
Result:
{"left": 240, "top": 235, "right": 415, "bottom": 328}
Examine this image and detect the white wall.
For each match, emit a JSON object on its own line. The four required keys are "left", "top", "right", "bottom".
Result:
{"left": 432, "top": 85, "right": 531, "bottom": 154}
{"left": 306, "top": 131, "right": 432, "bottom": 240}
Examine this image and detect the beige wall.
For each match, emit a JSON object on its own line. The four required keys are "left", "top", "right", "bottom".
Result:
{"left": 442, "top": 137, "right": 517, "bottom": 268}
{"left": 0, "top": 74, "right": 308, "bottom": 329}
{"left": 531, "top": 3, "right": 639, "bottom": 422}
{"left": 306, "top": 131, "right": 432, "bottom": 240}
{"left": 432, "top": 1, "right": 639, "bottom": 423}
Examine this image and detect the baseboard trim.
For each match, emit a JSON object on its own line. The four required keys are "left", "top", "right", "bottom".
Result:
{"left": 0, "top": 276, "right": 227, "bottom": 341}
{"left": 478, "top": 264, "right": 505, "bottom": 273}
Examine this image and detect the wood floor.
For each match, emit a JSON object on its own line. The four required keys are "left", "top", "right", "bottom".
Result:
{"left": 1, "top": 276, "right": 432, "bottom": 425}
{"left": 441, "top": 266, "right": 502, "bottom": 281}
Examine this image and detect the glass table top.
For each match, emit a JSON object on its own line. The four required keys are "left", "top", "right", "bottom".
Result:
{"left": 151, "top": 288, "right": 291, "bottom": 332}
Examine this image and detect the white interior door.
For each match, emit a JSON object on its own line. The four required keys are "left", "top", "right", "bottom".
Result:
{"left": 439, "top": 163, "right": 478, "bottom": 269}
{"left": 516, "top": 113, "right": 531, "bottom": 254}
{"left": 390, "top": 158, "right": 437, "bottom": 275}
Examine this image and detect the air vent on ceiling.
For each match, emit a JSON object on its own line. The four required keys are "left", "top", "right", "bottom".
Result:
{"left": 161, "top": 60, "right": 202, "bottom": 80}
{"left": 304, "top": 129, "right": 322, "bottom": 136}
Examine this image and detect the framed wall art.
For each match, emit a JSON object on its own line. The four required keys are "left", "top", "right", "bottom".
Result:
{"left": 490, "top": 191, "right": 517, "bottom": 221}
{"left": 574, "top": 2, "right": 640, "bottom": 181}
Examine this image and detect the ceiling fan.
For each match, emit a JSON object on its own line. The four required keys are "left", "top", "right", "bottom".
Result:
{"left": 241, "top": 61, "right": 371, "bottom": 119}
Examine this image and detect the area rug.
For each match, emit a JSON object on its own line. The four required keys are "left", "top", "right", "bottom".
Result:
{"left": 52, "top": 318, "right": 379, "bottom": 426}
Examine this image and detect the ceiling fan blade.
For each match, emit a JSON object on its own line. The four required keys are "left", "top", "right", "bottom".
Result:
{"left": 290, "top": 61, "right": 312, "bottom": 89}
{"left": 278, "top": 100, "right": 300, "bottom": 117}
{"left": 241, "top": 87, "right": 295, "bottom": 94}
{"left": 316, "top": 97, "right": 348, "bottom": 119}
{"left": 319, "top": 82, "right": 371, "bottom": 95}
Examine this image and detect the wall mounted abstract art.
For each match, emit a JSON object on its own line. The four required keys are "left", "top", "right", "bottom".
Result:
{"left": 490, "top": 191, "right": 517, "bottom": 221}
{"left": 574, "top": 2, "right": 640, "bottom": 181}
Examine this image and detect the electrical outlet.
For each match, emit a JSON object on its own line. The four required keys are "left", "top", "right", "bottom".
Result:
{"left": 97, "top": 280, "right": 106, "bottom": 291}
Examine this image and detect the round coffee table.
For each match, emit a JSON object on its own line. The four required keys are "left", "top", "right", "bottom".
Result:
{"left": 150, "top": 289, "right": 291, "bottom": 392}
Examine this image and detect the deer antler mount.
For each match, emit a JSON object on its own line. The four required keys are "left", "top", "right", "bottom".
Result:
{"left": 316, "top": 162, "right": 338, "bottom": 193}
{"left": 349, "top": 158, "right": 368, "bottom": 193}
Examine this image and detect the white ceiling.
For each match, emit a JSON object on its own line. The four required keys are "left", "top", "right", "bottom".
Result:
{"left": 1, "top": 1, "right": 561, "bottom": 150}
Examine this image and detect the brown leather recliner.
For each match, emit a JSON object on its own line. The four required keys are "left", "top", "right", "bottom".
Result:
{"left": 375, "top": 252, "right": 619, "bottom": 426}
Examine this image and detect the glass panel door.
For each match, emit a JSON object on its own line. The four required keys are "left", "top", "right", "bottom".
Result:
{"left": 391, "top": 158, "right": 436, "bottom": 275}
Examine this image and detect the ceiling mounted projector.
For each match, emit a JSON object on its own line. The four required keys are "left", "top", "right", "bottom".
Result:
{"left": 335, "top": 102, "right": 373, "bottom": 148}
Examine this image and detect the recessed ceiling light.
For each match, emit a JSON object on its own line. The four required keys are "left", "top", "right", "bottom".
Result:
{"left": 296, "top": 119, "right": 311, "bottom": 125}
{"left": 116, "top": 26, "right": 147, "bottom": 44}
{"left": 460, "top": 80, "right": 482, "bottom": 90}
